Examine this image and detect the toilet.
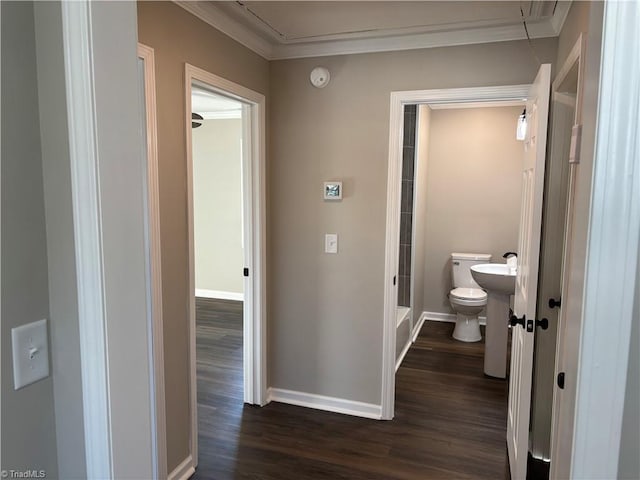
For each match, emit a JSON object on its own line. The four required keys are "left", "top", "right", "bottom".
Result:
{"left": 449, "top": 252, "right": 492, "bottom": 342}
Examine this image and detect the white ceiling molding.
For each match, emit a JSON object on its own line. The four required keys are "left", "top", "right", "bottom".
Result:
{"left": 549, "top": 1, "right": 572, "bottom": 34}
{"left": 174, "top": 1, "right": 274, "bottom": 59}
{"left": 174, "top": 1, "right": 572, "bottom": 61}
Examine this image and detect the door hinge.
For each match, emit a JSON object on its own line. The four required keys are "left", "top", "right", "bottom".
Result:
{"left": 243, "top": 267, "right": 249, "bottom": 277}
{"left": 393, "top": 275, "right": 397, "bottom": 286}
{"left": 569, "top": 124, "right": 582, "bottom": 164}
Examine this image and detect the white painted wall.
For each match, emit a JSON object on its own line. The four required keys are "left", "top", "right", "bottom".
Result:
{"left": 193, "top": 118, "right": 244, "bottom": 297}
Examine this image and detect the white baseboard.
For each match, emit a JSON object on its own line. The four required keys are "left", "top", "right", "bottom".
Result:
{"left": 268, "top": 387, "right": 382, "bottom": 420}
{"left": 411, "top": 311, "right": 428, "bottom": 343}
{"left": 423, "top": 310, "right": 486, "bottom": 326}
{"left": 195, "top": 288, "right": 244, "bottom": 301}
{"left": 168, "top": 455, "right": 194, "bottom": 480}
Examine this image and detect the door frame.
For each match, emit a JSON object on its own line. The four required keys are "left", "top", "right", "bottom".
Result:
{"left": 530, "top": 34, "right": 585, "bottom": 463}
{"left": 184, "top": 64, "right": 268, "bottom": 465}
{"left": 61, "top": 1, "right": 156, "bottom": 477}
{"left": 551, "top": 1, "right": 640, "bottom": 477}
{"left": 382, "top": 84, "right": 530, "bottom": 419}
{"left": 138, "top": 43, "right": 167, "bottom": 480}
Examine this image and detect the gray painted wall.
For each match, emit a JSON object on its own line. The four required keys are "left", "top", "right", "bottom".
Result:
{"left": 34, "top": 2, "right": 87, "bottom": 477}
{"left": 268, "top": 38, "right": 558, "bottom": 404}
{"left": 1, "top": 1, "right": 58, "bottom": 474}
{"left": 618, "top": 252, "right": 640, "bottom": 478}
{"left": 422, "top": 106, "right": 523, "bottom": 315}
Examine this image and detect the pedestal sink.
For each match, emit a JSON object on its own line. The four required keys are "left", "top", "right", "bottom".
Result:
{"left": 471, "top": 263, "right": 516, "bottom": 378}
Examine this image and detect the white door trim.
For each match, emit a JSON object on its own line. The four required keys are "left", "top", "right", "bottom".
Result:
{"left": 382, "top": 84, "right": 530, "bottom": 419}
{"left": 62, "top": 2, "right": 156, "bottom": 477}
{"left": 185, "top": 64, "right": 268, "bottom": 466}
{"left": 569, "top": 1, "right": 640, "bottom": 477}
{"left": 137, "top": 43, "right": 167, "bottom": 480}
{"left": 61, "top": 2, "right": 112, "bottom": 475}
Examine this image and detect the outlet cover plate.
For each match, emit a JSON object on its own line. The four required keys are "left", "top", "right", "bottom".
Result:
{"left": 12, "top": 319, "right": 49, "bottom": 390}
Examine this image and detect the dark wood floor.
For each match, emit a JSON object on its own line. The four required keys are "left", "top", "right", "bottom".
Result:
{"left": 194, "top": 299, "right": 509, "bottom": 479}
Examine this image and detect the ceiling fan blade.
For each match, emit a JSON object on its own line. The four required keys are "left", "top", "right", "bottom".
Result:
{"left": 192, "top": 112, "right": 203, "bottom": 128}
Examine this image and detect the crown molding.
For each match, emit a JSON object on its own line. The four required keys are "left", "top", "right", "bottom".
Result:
{"left": 174, "top": 1, "right": 572, "bottom": 61}
{"left": 174, "top": 1, "right": 274, "bottom": 59}
{"left": 550, "top": 1, "right": 572, "bottom": 35}
{"left": 272, "top": 21, "right": 557, "bottom": 60}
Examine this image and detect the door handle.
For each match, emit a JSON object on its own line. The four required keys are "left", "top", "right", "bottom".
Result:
{"left": 548, "top": 297, "right": 561, "bottom": 309}
{"left": 509, "top": 314, "right": 526, "bottom": 328}
{"left": 536, "top": 318, "right": 549, "bottom": 330}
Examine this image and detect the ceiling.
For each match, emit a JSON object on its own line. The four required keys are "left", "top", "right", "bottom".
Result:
{"left": 175, "top": 1, "right": 571, "bottom": 60}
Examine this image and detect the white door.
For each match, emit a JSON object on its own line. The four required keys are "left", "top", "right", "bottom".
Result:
{"left": 507, "top": 63, "right": 551, "bottom": 480}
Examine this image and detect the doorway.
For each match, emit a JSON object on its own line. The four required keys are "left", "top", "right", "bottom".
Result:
{"left": 383, "top": 70, "right": 552, "bottom": 479}
{"left": 382, "top": 84, "right": 532, "bottom": 420}
{"left": 184, "top": 64, "right": 267, "bottom": 468}
{"left": 393, "top": 102, "right": 526, "bottom": 374}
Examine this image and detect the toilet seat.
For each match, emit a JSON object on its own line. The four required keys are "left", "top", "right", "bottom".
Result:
{"left": 449, "top": 287, "right": 487, "bottom": 306}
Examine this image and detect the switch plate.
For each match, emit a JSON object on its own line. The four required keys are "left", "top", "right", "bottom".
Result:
{"left": 12, "top": 319, "right": 49, "bottom": 390}
{"left": 325, "top": 233, "right": 338, "bottom": 254}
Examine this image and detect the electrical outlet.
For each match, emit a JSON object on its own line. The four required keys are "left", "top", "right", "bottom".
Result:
{"left": 12, "top": 319, "right": 50, "bottom": 390}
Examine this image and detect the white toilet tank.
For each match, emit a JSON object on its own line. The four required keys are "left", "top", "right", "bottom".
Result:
{"left": 451, "top": 252, "right": 492, "bottom": 288}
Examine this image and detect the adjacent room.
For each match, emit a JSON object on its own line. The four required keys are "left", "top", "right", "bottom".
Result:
{"left": 395, "top": 103, "right": 524, "bottom": 375}
{"left": 190, "top": 85, "right": 247, "bottom": 464}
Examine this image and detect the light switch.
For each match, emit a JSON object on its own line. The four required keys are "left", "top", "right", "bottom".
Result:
{"left": 325, "top": 233, "right": 338, "bottom": 254}
{"left": 12, "top": 319, "right": 50, "bottom": 390}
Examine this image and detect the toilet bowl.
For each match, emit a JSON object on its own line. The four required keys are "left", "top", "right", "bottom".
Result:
{"left": 449, "top": 287, "right": 487, "bottom": 342}
{"left": 449, "top": 252, "right": 492, "bottom": 342}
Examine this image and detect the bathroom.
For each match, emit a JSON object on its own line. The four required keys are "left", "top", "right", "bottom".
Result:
{"left": 395, "top": 102, "right": 524, "bottom": 374}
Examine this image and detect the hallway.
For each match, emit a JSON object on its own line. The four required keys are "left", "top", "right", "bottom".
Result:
{"left": 193, "top": 300, "right": 508, "bottom": 479}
